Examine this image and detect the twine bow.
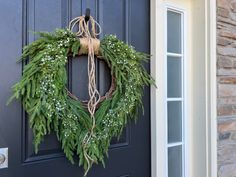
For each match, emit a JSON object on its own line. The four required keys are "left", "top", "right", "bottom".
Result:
{"left": 69, "top": 15, "right": 101, "bottom": 176}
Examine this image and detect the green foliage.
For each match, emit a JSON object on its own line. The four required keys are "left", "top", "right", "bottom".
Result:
{"left": 8, "top": 29, "right": 154, "bottom": 176}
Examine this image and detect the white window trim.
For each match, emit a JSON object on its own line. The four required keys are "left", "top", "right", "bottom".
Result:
{"left": 150, "top": 0, "right": 217, "bottom": 177}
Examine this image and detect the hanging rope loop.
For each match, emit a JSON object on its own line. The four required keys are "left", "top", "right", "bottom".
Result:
{"left": 68, "top": 15, "right": 102, "bottom": 117}
{"left": 68, "top": 15, "right": 101, "bottom": 38}
{"left": 68, "top": 15, "right": 102, "bottom": 176}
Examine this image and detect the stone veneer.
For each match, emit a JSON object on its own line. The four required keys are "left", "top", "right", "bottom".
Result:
{"left": 217, "top": 0, "right": 236, "bottom": 176}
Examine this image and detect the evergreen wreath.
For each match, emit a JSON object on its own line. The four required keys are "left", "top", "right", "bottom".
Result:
{"left": 8, "top": 16, "right": 154, "bottom": 176}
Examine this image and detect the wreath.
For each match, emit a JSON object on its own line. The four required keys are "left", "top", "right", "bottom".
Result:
{"left": 8, "top": 15, "right": 154, "bottom": 176}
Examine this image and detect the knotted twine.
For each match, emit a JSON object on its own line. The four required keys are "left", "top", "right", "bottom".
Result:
{"left": 68, "top": 16, "right": 101, "bottom": 176}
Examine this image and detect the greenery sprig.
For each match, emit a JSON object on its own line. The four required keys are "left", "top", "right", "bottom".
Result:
{"left": 8, "top": 29, "right": 154, "bottom": 176}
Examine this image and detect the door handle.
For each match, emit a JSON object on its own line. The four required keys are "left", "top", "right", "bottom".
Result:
{"left": 0, "top": 154, "right": 5, "bottom": 165}
{"left": 0, "top": 148, "right": 8, "bottom": 169}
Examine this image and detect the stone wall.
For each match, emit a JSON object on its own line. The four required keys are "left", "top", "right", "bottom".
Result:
{"left": 217, "top": 0, "right": 236, "bottom": 176}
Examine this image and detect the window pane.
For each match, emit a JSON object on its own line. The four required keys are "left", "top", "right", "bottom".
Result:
{"left": 167, "top": 57, "right": 182, "bottom": 98}
{"left": 168, "top": 101, "right": 182, "bottom": 143}
{"left": 168, "top": 146, "right": 182, "bottom": 177}
{"left": 167, "top": 11, "right": 182, "bottom": 53}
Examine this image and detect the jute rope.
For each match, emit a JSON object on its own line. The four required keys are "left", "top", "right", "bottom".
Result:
{"left": 69, "top": 15, "right": 101, "bottom": 176}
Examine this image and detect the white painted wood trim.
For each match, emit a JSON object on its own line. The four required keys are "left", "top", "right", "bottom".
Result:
{"left": 207, "top": 0, "right": 217, "bottom": 176}
{"left": 150, "top": 1, "right": 166, "bottom": 177}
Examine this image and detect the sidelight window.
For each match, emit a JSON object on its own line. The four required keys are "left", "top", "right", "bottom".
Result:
{"left": 166, "top": 8, "right": 185, "bottom": 177}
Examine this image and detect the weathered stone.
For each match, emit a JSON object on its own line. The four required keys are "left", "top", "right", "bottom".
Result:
{"left": 219, "top": 30, "right": 236, "bottom": 40}
{"left": 219, "top": 132, "right": 231, "bottom": 140}
{"left": 218, "top": 97, "right": 236, "bottom": 105}
{"left": 231, "top": 42, "right": 236, "bottom": 48}
{"left": 218, "top": 24, "right": 224, "bottom": 29}
{"left": 218, "top": 57, "right": 234, "bottom": 68}
{"left": 218, "top": 22, "right": 231, "bottom": 31}
{"left": 218, "top": 84, "right": 236, "bottom": 97}
{"left": 218, "top": 105, "right": 236, "bottom": 116}
{"left": 212, "top": 0, "right": 236, "bottom": 175}
{"left": 231, "top": 2, "right": 236, "bottom": 12}
{"left": 218, "top": 7, "right": 230, "bottom": 18}
{"left": 218, "top": 163, "right": 236, "bottom": 177}
{"left": 218, "top": 37, "right": 232, "bottom": 46}
{"left": 230, "top": 132, "right": 236, "bottom": 140}
{"left": 230, "top": 13, "right": 236, "bottom": 22}
{"left": 218, "top": 121, "right": 236, "bottom": 133}
{"left": 218, "top": 16, "right": 236, "bottom": 27}
{"left": 218, "top": 0, "right": 230, "bottom": 9}
{"left": 219, "top": 77, "right": 236, "bottom": 84}
{"left": 218, "top": 47, "right": 236, "bottom": 57}
{"left": 218, "top": 68, "right": 236, "bottom": 76}
{"left": 218, "top": 143, "right": 236, "bottom": 164}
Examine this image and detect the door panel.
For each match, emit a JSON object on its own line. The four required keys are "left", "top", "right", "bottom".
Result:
{"left": 0, "top": 0, "right": 150, "bottom": 177}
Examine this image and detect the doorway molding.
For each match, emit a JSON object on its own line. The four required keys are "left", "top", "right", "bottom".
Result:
{"left": 150, "top": 0, "right": 217, "bottom": 177}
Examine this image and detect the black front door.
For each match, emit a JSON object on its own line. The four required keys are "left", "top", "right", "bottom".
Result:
{"left": 0, "top": 1, "right": 151, "bottom": 177}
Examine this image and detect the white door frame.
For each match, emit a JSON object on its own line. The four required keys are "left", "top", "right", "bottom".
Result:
{"left": 150, "top": 0, "right": 217, "bottom": 177}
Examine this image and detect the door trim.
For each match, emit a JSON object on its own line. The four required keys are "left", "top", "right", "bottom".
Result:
{"left": 207, "top": 1, "right": 217, "bottom": 176}
{"left": 150, "top": 0, "right": 217, "bottom": 177}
